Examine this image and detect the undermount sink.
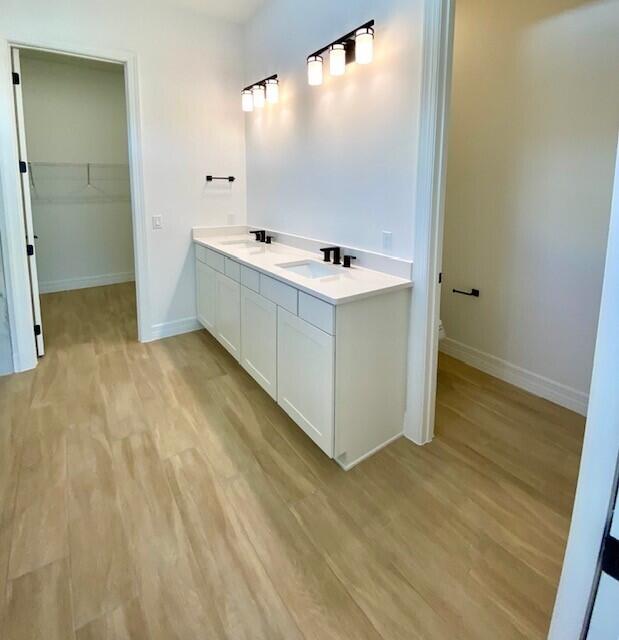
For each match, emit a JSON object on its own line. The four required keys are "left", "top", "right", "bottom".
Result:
{"left": 219, "top": 239, "right": 257, "bottom": 249}
{"left": 276, "top": 260, "right": 341, "bottom": 279}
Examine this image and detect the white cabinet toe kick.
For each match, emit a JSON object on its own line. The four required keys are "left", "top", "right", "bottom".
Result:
{"left": 195, "top": 243, "right": 411, "bottom": 470}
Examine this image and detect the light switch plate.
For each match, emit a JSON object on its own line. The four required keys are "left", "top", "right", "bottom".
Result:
{"left": 152, "top": 215, "right": 163, "bottom": 230}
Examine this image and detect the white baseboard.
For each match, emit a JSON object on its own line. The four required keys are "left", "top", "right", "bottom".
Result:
{"left": 336, "top": 432, "right": 404, "bottom": 471}
{"left": 149, "top": 316, "right": 201, "bottom": 341}
{"left": 39, "top": 272, "right": 134, "bottom": 294}
{"left": 439, "top": 338, "right": 589, "bottom": 416}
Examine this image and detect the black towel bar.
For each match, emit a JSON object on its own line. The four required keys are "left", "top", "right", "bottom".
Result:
{"left": 206, "top": 175, "right": 235, "bottom": 182}
{"left": 453, "top": 288, "right": 480, "bottom": 297}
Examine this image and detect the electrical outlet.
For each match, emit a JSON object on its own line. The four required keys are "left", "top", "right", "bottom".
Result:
{"left": 382, "top": 231, "right": 393, "bottom": 252}
{"left": 152, "top": 215, "right": 163, "bottom": 230}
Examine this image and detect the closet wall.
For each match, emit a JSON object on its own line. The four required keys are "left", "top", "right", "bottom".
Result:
{"left": 21, "top": 51, "right": 134, "bottom": 293}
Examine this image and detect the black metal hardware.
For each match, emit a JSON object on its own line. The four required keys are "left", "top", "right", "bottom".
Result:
{"left": 206, "top": 175, "right": 235, "bottom": 183}
{"left": 12, "top": 72, "right": 20, "bottom": 85}
{"left": 438, "top": 272, "right": 443, "bottom": 284}
{"left": 601, "top": 535, "right": 619, "bottom": 581}
{"left": 453, "top": 288, "right": 479, "bottom": 297}
{"left": 26, "top": 244, "right": 34, "bottom": 256}
{"left": 34, "top": 324, "right": 41, "bottom": 336}
{"left": 250, "top": 230, "right": 266, "bottom": 242}
{"left": 19, "top": 160, "right": 27, "bottom": 173}
{"left": 342, "top": 255, "right": 357, "bottom": 268}
{"left": 309, "top": 19, "right": 375, "bottom": 61}
{"left": 265, "top": 236, "right": 273, "bottom": 244}
{"left": 242, "top": 73, "right": 278, "bottom": 94}
{"left": 320, "top": 247, "right": 341, "bottom": 264}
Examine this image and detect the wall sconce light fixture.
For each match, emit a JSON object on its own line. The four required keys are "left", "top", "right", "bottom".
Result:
{"left": 307, "top": 19, "right": 375, "bottom": 86}
{"left": 241, "top": 74, "right": 279, "bottom": 113}
{"left": 307, "top": 55, "right": 323, "bottom": 86}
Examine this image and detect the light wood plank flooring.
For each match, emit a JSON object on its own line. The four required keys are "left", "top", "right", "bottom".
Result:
{"left": 0, "top": 283, "right": 585, "bottom": 639}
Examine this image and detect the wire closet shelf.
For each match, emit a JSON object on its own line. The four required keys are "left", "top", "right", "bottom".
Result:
{"left": 28, "top": 161, "right": 131, "bottom": 205}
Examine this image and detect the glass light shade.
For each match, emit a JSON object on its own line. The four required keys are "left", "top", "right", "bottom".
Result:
{"left": 307, "top": 55, "right": 323, "bottom": 86}
{"left": 355, "top": 27, "right": 374, "bottom": 64}
{"left": 252, "top": 84, "right": 265, "bottom": 108}
{"left": 241, "top": 90, "right": 253, "bottom": 112}
{"left": 329, "top": 44, "right": 346, "bottom": 76}
{"left": 265, "top": 78, "right": 279, "bottom": 104}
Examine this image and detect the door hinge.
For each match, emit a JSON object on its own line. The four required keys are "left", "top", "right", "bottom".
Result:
{"left": 12, "top": 72, "right": 20, "bottom": 85}
{"left": 601, "top": 535, "right": 619, "bottom": 581}
{"left": 19, "top": 160, "right": 27, "bottom": 173}
{"left": 438, "top": 272, "right": 443, "bottom": 284}
{"left": 34, "top": 324, "right": 41, "bottom": 337}
{"left": 26, "top": 243, "right": 34, "bottom": 256}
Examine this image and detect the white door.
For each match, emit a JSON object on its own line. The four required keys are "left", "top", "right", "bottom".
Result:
{"left": 11, "top": 48, "right": 44, "bottom": 356}
{"left": 215, "top": 271, "right": 240, "bottom": 360}
{"left": 196, "top": 260, "right": 216, "bottom": 331}
{"left": 277, "top": 307, "right": 334, "bottom": 457}
{"left": 550, "top": 135, "right": 619, "bottom": 639}
{"left": 587, "top": 489, "right": 619, "bottom": 639}
{"left": 241, "top": 286, "right": 277, "bottom": 399}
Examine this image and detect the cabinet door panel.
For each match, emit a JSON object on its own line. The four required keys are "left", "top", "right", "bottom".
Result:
{"left": 241, "top": 287, "right": 277, "bottom": 399}
{"left": 196, "top": 260, "right": 216, "bottom": 331}
{"left": 215, "top": 272, "right": 241, "bottom": 360}
{"left": 277, "top": 307, "right": 334, "bottom": 457}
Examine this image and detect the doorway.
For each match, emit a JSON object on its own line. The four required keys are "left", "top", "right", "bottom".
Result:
{"left": 11, "top": 47, "right": 137, "bottom": 354}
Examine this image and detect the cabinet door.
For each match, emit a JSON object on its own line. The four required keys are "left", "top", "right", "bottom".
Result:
{"left": 196, "top": 260, "right": 216, "bottom": 331}
{"left": 215, "top": 271, "right": 241, "bottom": 360}
{"left": 241, "top": 287, "right": 277, "bottom": 399}
{"left": 277, "top": 307, "right": 334, "bottom": 457}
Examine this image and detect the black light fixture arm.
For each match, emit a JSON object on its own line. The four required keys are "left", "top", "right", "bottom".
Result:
{"left": 242, "top": 73, "right": 278, "bottom": 93}
{"left": 308, "top": 19, "right": 375, "bottom": 59}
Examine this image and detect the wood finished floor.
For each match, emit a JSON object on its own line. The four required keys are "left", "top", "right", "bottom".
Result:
{"left": 0, "top": 283, "right": 585, "bottom": 639}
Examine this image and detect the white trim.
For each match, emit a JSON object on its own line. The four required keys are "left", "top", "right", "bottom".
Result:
{"left": 440, "top": 338, "right": 589, "bottom": 416}
{"left": 39, "top": 272, "right": 135, "bottom": 294}
{"left": 404, "top": 0, "right": 455, "bottom": 444}
{"left": 336, "top": 432, "right": 403, "bottom": 471}
{"left": 149, "top": 317, "right": 201, "bottom": 341}
{"left": 0, "top": 38, "right": 151, "bottom": 374}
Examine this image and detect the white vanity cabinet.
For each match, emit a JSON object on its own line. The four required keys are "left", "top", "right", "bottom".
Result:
{"left": 196, "top": 260, "right": 216, "bottom": 331}
{"left": 195, "top": 242, "right": 410, "bottom": 470}
{"left": 277, "top": 307, "right": 335, "bottom": 456}
{"left": 214, "top": 271, "right": 241, "bottom": 360}
{"left": 240, "top": 286, "right": 277, "bottom": 400}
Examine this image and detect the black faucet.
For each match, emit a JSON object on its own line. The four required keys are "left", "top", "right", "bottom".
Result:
{"left": 250, "top": 230, "right": 266, "bottom": 242}
{"left": 320, "top": 247, "right": 341, "bottom": 265}
{"left": 342, "top": 255, "right": 356, "bottom": 268}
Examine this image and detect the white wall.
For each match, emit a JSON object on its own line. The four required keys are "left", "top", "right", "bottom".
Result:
{"left": 21, "top": 53, "right": 134, "bottom": 293}
{"left": 440, "top": 0, "right": 619, "bottom": 411}
{"left": 0, "top": 0, "right": 247, "bottom": 354}
{"left": 243, "top": 0, "right": 424, "bottom": 260}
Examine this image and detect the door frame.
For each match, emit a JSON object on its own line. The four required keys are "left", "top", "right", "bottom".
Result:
{"left": 404, "top": 0, "right": 455, "bottom": 444}
{"left": 0, "top": 37, "right": 150, "bottom": 372}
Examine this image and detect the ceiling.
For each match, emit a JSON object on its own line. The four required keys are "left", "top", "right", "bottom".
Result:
{"left": 168, "top": 0, "right": 266, "bottom": 23}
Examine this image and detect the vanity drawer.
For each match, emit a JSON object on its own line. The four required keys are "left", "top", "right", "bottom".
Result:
{"left": 298, "top": 292, "right": 335, "bottom": 335}
{"left": 206, "top": 248, "right": 225, "bottom": 273}
{"left": 241, "top": 265, "right": 260, "bottom": 293}
{"left": 195, "top": 244, "right": 208, "bottom": 265}
{"left": 260, "top": 274, "right": 298, "bottom": 314}
{"left": 224, "top": 257, "right": 241, "bottom": 283}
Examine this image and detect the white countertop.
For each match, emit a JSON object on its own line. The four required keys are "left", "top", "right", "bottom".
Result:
{"left": 194, "top": 234, "right": 412, "bottom": 305}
